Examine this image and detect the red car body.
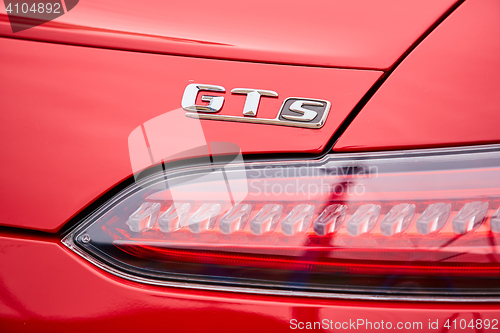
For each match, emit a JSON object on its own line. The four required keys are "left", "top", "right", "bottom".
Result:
{"left": 1, "top": 0, "right": 500, "bottom": 331}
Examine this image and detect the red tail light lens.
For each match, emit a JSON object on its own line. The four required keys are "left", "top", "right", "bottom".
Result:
{"left": 63, "top": 145, "right": 500, "bottom": 299}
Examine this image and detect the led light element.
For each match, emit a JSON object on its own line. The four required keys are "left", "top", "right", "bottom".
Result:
{"left": 126, "top": 202, "right": 161, "bottom": 232}
{"left": 219, "top": 204, "right": 252, "bottom": 234}
{"left": 380, "top": 203, "right": 415, "bottom": 236}
{"left": 346, "top": 204, "right": 381, "bottom": 236}
{"left": 490, "top": 207, "right": 500, "bottom": 233}
{"left": 416, "top": 203, "right": 451, "bottom": 235}
{"left": 250, "top": 204, "right": 283, "bottom": 235}
{"left": 313, "top": 204, "right": 347, "bottom": 236}
{"left": 64, "top": 145, "right": 500, "bottom": 298}
{"left": 187, "top": 203, "right": 221, "bottom": 233}
{"left": 281, "top": 204, "right": 315, "bottom": 236}
{"left": 158, "top": 203, "right": 191, "bottom": 233}
{"left": 452, "top": 201, "right": 489, "bottom": 234}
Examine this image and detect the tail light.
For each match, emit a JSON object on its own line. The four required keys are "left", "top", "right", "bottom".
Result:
{"left": 63, "top": 145, "right": 500, "bottom": 299}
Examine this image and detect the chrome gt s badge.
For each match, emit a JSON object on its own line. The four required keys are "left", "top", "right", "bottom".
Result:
{"left": 181, "top": 83, "right": 331, "bottom": 129}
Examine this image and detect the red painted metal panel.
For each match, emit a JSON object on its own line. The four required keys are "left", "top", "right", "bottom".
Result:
{"left": 334, "top": 0, "right": 500, "bottom": 152}
{"left": 0, "top": 0, "right": 458, "bottom": 69}
{"left": 0, "top": 37, "right": 381, "bottom": 232}
{"left": 1, "top": 235, "right": 499, "bottom": 332}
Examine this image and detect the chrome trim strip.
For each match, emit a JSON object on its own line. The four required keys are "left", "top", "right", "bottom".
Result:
{"left": 185, "top": 97, "right": 331, "bottom": 129}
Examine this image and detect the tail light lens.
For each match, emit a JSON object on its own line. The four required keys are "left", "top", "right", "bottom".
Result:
{"left": 63, "top": 145, "right": 500, "bottom": 298}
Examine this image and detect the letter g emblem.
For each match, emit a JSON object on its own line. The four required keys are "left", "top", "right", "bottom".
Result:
{"left": 181, "top": 84, "right": 225, "bottom": 113}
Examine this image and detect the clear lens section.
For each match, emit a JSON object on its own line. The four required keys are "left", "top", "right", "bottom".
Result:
{"left": 219, "top": 204, "right": 252, "bottom": 235}
{"left": 416, "top": 202, "right": 451, "bottom": 235}
{"left": 313, "top": 204, "right": 347, "bottom": 236}
{"left": 250, "top": 204, "right": 283, "bottom": 235}
{"left": 66, "top": 145, "right": 500, "bottom": 296}
{"left": 126, "top": 202, "right": 160, "bottom": 232}
{"left": 346, "top": 204, "right": 381, "bottom": 236}
{"left": 452, "top": 201, "right": 489, "bottom": 234}
{"left": 187, "top": 203, "right": 221, "bottom": 233}
{"left": 380, "top": 203, "right": 415, "bottom": 236}
{"left": 281, "top": 204, "right": 315, "bottom": 236}
{"left": 158, "top": 203, "right": 191, "bottom": 233}
{"left": 491, "top": 208, "right": 500, "bottom": 233}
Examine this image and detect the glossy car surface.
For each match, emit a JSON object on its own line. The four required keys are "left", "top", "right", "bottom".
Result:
{"left": 1, "top": 0, "right": 500, "bottom": 331}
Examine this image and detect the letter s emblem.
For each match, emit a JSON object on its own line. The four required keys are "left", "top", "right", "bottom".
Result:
{"left": 281, "top": 100, "right": 321, "bottom": 122}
